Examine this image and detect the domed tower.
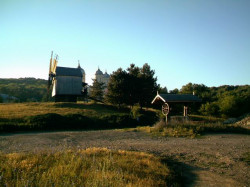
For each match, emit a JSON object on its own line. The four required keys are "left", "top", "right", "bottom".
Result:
{"left": 95, "top": 67, "right": 103, "bottom": 82}
{"left": 103, "top": 70, "right": 110, "bottom": 86}
{"left": 77, "top": 61, "right": 86, "bottom": 83}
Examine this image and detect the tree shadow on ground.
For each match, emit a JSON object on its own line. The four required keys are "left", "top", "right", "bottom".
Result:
{"left": 161, "top": 157, "right": 198, "bottom": 187}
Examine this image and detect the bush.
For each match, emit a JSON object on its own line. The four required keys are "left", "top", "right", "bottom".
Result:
{"left": 138, "top": 120, "right": 250, "bottom": 138}
{"left": 131, "top": 105, "right": 140, "bottom": 119}
{"left": 154, "top": 120, "right": 167, "bottom": 132}
{"left": 100, "top": 114, "right": 138, "bottom": 128}
{"left": 25, "top": 113, "right": 65, "bottom": 130}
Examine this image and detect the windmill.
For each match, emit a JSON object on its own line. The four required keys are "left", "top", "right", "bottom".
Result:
{"left": 47, "top": 51, "right": 87, "bottom": 102}
{"left": 47, "top": 51, "right": 58, "bottom": 100}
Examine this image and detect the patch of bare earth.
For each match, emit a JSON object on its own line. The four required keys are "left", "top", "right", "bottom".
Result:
{"left": 0, "top": 131, "right": 249, "bottom": 186}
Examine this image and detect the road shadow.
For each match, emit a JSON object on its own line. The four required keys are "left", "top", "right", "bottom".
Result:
{"left": 161, "top": 157, "right": 198, "bottom": 187}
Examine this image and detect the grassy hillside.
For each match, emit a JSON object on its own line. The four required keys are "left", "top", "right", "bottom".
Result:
{"left": 0, "top": 148, "right": 170, "bottom": 187}
{"left": 0, "top": 102, "right": 126, "bottom": 119}
{"left": 0, "top": 102, "right": 158, "bottom": 133}
{"left": 0, "top": 78, "right": 49, "bottom": 102}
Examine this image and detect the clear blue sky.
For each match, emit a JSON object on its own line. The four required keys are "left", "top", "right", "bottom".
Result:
{"left": 0, "top": 0, "right": 249, "bottom": 90}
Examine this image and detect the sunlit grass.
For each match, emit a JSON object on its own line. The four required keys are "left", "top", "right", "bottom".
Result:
{"left": 0, "top": 148, "right": 170, "bottom": 187}
{"left": 123, "top": 120, "right": 249, "bottom": 138}
{"left": 0, "top": 102, "right": 127, "bottom": 119}
{"left": 189, "top": 114, "right": 225, "bottom": 122}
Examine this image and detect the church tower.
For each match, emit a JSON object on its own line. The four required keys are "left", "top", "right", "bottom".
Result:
{"left": 95, "top": 67, "right": 103, "bottom": 83}
{"left": 77, "top": 61, "right": 86, "bottom": 83}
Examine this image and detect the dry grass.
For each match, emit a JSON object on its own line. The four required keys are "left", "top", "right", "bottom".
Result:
{"left": 0, "top": 148, "right": 169, "bottom": 187}
{"left": 124, "top": 120, "right": 249, "bottom": 138}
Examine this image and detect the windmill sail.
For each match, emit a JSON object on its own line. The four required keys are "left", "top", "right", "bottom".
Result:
{"left": 49, "top": 51, "right": 53, "bottom": 74}
{"left": 52, "top": 56, "right": 58, "bottom": 73}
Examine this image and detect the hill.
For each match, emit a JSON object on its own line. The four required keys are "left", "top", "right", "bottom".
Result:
{"left": 0, "top": 78, "right": 49, "bottom": 102}
{"left": 0, "top": 78, "right": 249, "bottom": 118}
{"left": 0, "top": 102, "right": 157, "bottom": 133}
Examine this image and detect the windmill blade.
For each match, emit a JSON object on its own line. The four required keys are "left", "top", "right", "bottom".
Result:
{"left": 52, "top": 59, "right": 57, "bottom": 73}
{"left": 52, "top": 54, "right": 58, "bottom": 73}
{"left": 49, "top": 51, "right": 53, "bottom": 74}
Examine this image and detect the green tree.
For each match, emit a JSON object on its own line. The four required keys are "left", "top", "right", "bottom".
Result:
{"left": 169, "top": 88, "right": 179, "bottom": 94}
{"left": 199, "top": 102, "right": 220, "bottom": 116}
{"left": 106, "top": 63, "right": 158, "bottom": 108}
{"left": 0, "top": 95, "right": 3, "bottom": 103}
{"left": 0, "top": 78, "right": 48, "bottom": 102}
{"left": 127, "top": 64, "right": 141, "bottom": 107}
{"left": 218, "top": 95, "right": 239, "bottom": 117}
{"left": 138, "top": 63, "right": 158, "bottom": 108}
{"left": 90, "top": 79, "right": 105, "bottom": 102}
{"left": 158, "top": 86, "right": 168, "bottom": 94}
{"left": 105, "top": 68, "right": 129, "bottom": 107}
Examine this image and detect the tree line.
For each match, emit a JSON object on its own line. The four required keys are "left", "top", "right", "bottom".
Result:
{"left": 0, "top": 66, "right": 249, "bottom": 118}
{"left": 171, "top": 83, "right": 250, "bottom": 118}
{"left": 0, "top": 78, "right": 49, "bottom": 102}
{"left": 104, "top": 63, "right": 158, "bottom": 108}
{"left": 90, "top": 64, "right": 250, "bottom": 118}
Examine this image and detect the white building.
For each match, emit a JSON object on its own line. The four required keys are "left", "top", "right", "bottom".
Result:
{"left": 95, "top": 68, "right": 110, "bottom": 87}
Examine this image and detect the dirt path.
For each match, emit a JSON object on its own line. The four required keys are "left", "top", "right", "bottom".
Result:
{"left": 0, "top": 130, "right": 249, "bottom": 186}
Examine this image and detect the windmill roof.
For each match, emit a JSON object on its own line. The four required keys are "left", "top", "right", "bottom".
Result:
{"left": 77, "top": 63, "right": 85, "bottom": 74}
{"left": 152, "top": 93, "right": 201, "bottom": 104}
{"left": 56, "top": 66, "right": 82, "bottom": 77}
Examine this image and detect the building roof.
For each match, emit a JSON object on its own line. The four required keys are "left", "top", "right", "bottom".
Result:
{"left": 56, "top": 66, "right": 83, "bottom": 77}
{"left": 77, "top": 63, "right": 85, "bottom": 74}
{"left": 103, "top": 72, "right": 110, "bottom": 78}
{"left": 95, "top": 68, "right": 103, "bottom": 75}
{"left": 152, "top": 93, "right": 202, "bottom": 104}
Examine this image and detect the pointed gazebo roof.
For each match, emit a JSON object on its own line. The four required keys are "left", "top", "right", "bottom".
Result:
{"left": 152, "top": 93, "right": 201, "bottom": 104}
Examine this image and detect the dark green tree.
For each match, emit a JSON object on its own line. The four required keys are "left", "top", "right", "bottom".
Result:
{"left": 105, "top": 68, "right": 129, "bottom": 107}
{"left": 158, "top": 86, "right": 168, "bottom": 94}
{"left": 127, "top": 64, "right": 141, "bottom": 107}
{"left": 199, "top": 102, "right": 220, "bottom": 116}
{"left": 138, "top": 63, "right": 158, "bottom": 108}
{"left": 106, "top": 64, "right": 158, "bottom": 108}
{"left": 169, "top": 88, "right": 179, "bottom": 94}
{"left": 90, "top": 79, "right": 105, "bottom": 102}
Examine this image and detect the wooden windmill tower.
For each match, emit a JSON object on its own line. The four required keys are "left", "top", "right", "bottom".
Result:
{"left": 47, "top": 51, "right": 87, "bottom": 102}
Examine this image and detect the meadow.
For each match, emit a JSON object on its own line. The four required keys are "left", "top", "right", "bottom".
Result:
{"left": 0, "top": 102, "right": 157, "bottom": 133}
{"left": 0, "top": 102, "right": 249, "bottom": 137}
{"left": 0, "top": 102, "right": 249, "bottom": 186}
{"left": 124, "top": 119, "right": 250, "bottom": 138}
{"left": 0, "top": 147, "right": 170, "bottom": 187}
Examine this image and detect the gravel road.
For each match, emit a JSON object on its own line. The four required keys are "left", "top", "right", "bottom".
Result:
{"left": 0, "top": 130, "right": 249, "bottom": 186}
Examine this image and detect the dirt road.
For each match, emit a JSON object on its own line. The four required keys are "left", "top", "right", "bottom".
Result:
{"left": 0, "top": 130, "right": 249, "bottom": 186}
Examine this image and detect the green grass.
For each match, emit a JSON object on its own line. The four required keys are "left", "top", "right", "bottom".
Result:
{"left": 0, "top": 102, "right": 128, "bottom": 119}
{"left": 0, "top": 148, "right": 170, "bottom": 187}
{"left": 124, "top": 120, "right": 250, "bottom": 138}
{"left": 0, "top": 102, "right": 158, "bottom": 133}
{"left": 188, "top": 114, "right": 225, "bottom": 123}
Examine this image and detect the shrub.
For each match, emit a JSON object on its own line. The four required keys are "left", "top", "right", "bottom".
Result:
{"left": 154, "top": 120, "right": 167, "bottom": 132}
{"left": 131, "top": 105, "right": 141, "bottom": 119}
{"left": 25, "top": 113, "right": 65, "bottom": 130}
